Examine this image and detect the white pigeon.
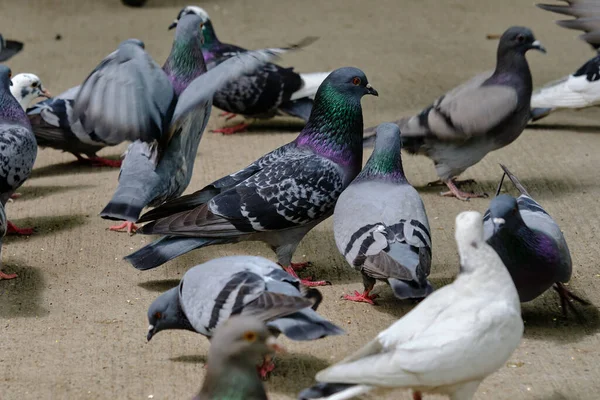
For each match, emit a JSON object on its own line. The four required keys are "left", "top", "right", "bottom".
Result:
{"left": 9, "top": 73, "right": 51, "bottom": 110}
{"left": 299, "top": 211, "right": 523, "bottom": 400}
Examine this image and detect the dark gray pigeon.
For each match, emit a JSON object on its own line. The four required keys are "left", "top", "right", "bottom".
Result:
{"left": 0, "top": 66, "right": 37, "bottom": 236}
{"left": 0, "top": 202, "right": 14, "bottom": 280}
{"left": 363, "top": 26, "right": 545, "bottom": 201}
{"left": 146, "top": 255, "right": 343, "bottom": 378}
{"left": 530, "top": 1, "right": 600, "bottom": 121}
{"left": 333, "top": 123, "right": 433, "bottom": 304}
{"left": 71, "top": 15, "right": 290, "bottom": 234}
{"left": 169, "top": 6, "right": 330, "bottom": 135}
{"left": 194, "top": 316, "right": 279, "bottom": 400}
{"left": 483, "top": 164, "right": 589, "bottom": 315}
{"left": 125, "top": 67, "right": 378, "bottom": 286}
{"left": 0, "top": 34, "right": 23, "bottom": 62}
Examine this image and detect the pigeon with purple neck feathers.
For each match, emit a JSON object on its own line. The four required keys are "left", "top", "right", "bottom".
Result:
{"left": 124, "top": 67, "right": 378, "bottom": 286}
{"left": 169, "top": 5, "right": 329, "bottom": 135}
{"left": 0, "top": 66, "right": 37, "bottom": 237}
{"left": 0, "top": 34, "right": 23, "bottom": 62}
{"left": 483, "top": 164, "right": 589, "bottom": 316}
{"left": 72, "top": 14, "right": 289, "bottom": 235}
{"left": 363, "top": 26, "right": 545, "bottom": 201}
{"left": 146, "top": 255, "right": 343, "bottom": 378}
{"left": 333, "top": 123, "right": 433, "bottom": 305}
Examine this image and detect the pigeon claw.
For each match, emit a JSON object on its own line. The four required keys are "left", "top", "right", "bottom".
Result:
{"left": 108, "top": 221, "right": 138, "bottom": 235}
{"left": 441, "top": 180, "right": 488, "bottom": 201}
{"left": 343, "top": 290, "right": 378, "bottom": 305}
{"left": 257, "top": 357, "right": 276, "bottom": 380}
{"left": 553, "top": 282, "right": 590, "bottom": 318}
{"left": 210, "top": 123, "right": 250, "bottom": 135}
{"left": 413, "top": 391, "right": 423, "bottom": 400}
{"left": 282, "top": 265, "right": 330, "bottom": 287}
{"left": 0, "top": 270, "right": 17, "bottom": 280}
{"left": 218, "top": 111, "right": 237, "bottom": 120}
{"left": 7, "top": 221, "right": 34, "bottom": 235}
{"left": 290, "top": 261, "right": 312, "bottom": 271}
{"left": 9, "top": 193, "right": 21, "bottom": 200}
{"left": 89, "top": 157, "right": 122, "bottom": 168}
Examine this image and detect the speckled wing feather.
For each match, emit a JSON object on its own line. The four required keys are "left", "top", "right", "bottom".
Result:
{"left": 0, "top": 125, "right": 37, "bottom": 198}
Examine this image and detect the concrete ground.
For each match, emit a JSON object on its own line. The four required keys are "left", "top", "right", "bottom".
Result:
{"left": 1, "top": 0, "right": 599, "bottom": 398}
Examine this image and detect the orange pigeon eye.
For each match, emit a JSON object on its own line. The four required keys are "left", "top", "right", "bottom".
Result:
{"left": 154, "top": 312, "right": 162, "bottom": 319}
{"left": 243, "top": 331, "right": 257, "bottom": 342}
{"left": 352, "top": 77, "right": 361, "bottom": 86}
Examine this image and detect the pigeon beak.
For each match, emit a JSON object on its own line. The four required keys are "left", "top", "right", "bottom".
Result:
{"left": 147, "top": 324, "right": 155, "bottom": 342}
{"left": 266, "top": 336, "right": 284, "bottom": 353}
{"left": 40, "top": 87, "right": 51, "bottom": 98}
{"left": 492, "top": 217, "right": 505, "bottom": 234}
{"left": 530, "top": 40, "right": 546, "bottom": 53}
{"left": 366, "top": 83, "right": 378, "bottom": 97}
{"left": 168, "top": 21, "right": 177, "bottom": 30}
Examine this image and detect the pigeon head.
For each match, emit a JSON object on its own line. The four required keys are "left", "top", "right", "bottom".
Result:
{"left": 319, "top": 67, "right": 378, "bottom": 99}
{"left": 0, "top": 65, "right": 12, "bottom": 90}
{"left": 174, "top": 13, "right": 205, "bottom": 45}
{"left": 455, "top": 211, "right": 485, "bottom": 256}
{"left": 488, "top": 194, "right": 524, "bottom": 235}
{"left": 356, "top": 123, "right": 406, "bottom": 182}
{"left": 209, "top": 316, "right": 282, "bottom": 365}
{"left": 498, "top": 26, "right": 546, "bottom": 56}
{"left": 169, "top": 5, "right": 210, "bottom": 30}
{"left": 146, "top": 287, "right": 193, "bottom": 341}
{"left": 9, "top": 73, "right": 51, "bottom": 110}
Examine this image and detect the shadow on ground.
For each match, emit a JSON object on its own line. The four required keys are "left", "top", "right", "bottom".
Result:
{"left": 30, "top": 160, "right": 120, "bottom": 179}
{"left": 0, "top": 263, "right": 48, "bottom": 318}
{"left": 138, "top": 279, "right": 180, "bottom": 292}
{"left": 14, "top": 184, "right": 94, "bottom": 200}
{"left": 527, "top": 123, "right": 600, "bottom": 134}
{"left": 4, "top": 214, "right": 88, "bottom": 242}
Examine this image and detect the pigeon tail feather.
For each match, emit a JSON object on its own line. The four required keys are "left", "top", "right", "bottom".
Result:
{"left": 298, "top": 383, "right": 372, "bottom": 400}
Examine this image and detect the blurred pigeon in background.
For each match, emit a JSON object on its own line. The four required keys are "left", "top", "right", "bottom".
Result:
{"left": 363, "top": 26, "right": 545, "bottom": 200}
{"left": 299, "top": 211, "right": 523, "bottom": 400}
{"left": 483, "top": 164, "right": 589, "bottom": 315}
{"left": 333, "top": 123, "right": 433, "bottom": 304}
{"left": 125, "top": 67, "right": 378, "bottom": 286}
{"left": 169, "top": 6, "right": 330, "bottom": 134}
{"left": 0, "top": 34, "right": 23, "bottom": 62}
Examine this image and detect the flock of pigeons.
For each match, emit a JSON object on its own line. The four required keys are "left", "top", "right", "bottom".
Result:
{"left": 0, "top": 1, "right": 597, "bottom": 399}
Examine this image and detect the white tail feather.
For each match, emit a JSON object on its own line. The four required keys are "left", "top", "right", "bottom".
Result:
{"left": 292, "top": 72, "right": 331, "bottom": 100}
{"left": 320, "top": 385, "right": 373, "bottom": 400}
{"left": 531, "top": 74, "right": 600, "bottom": 109}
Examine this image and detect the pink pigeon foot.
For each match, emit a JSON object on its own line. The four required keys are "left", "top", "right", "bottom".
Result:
{"left": 282, "top": 266, "right": 330, "bottom": 287}
{"left": 108, "top": 221, "right": 138, "bottom": 235}
{"left": 219, "top": 111, "right": 237, "bottom": 120}
{"left": 9, "top": 193, "right": 21, "bottom": 200}
{"left": 0, "top": 270, "right": 17, "bottom": 280}
{"left": 440, "top": 179, "right": 488, "bottom": 201}
{"left": 211, "top": 123, "right": 250, "bottom": 135}
{"left": 88, "top": 156, "right": 122, "bottom": 168}
{"left": 257, "top": 357, "right": 276, "bottom": 380}
{"left": 289, "top": 261, "right": 312, "bottom": 271}
{"left": 7, "top": 221, "right": 34, "bottom": 235}
{"left": 343, "top": 290, "right": 378, "bottom": 305}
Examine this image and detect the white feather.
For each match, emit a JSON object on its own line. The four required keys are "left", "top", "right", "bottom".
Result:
{"left": 291, "top": 72, "right": 331, "bottom": 100}
{"left": 531, "top": 73, "right": 600, "bottom": 109}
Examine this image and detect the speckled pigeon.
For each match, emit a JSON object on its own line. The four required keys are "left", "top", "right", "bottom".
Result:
{"left": 9, "top": 73, "right": 51, "bottom": 110}
{"left": 146, "top": 255, "right": 343, "bottom": 378}
{"left": 333, "top": 123, "right": 433, "bottom": 304}
{"left": 71, "top": 14, "right": 289, "bottom": 234}
{"left": 483, "top": 164, "right": 589, "bottom": 316}
{"left": 124, "top": 67, "right": 378, "bottom": 286}
{"left": 169, "top": 5, "right": 330, "bottom": 135}
{"left": 0, "top": 66, "right": 37, "bottom": 236}
{"left": 299, "top": 211, "right": 523, "bottom": 400}
{"left": 531, "top": 1, "right": 600, "bottom": 120}
{"left": 0, "top": 34, "right": 23, "bottom": 62}
{"left": 363, "top": 26, "right": 545, "bottom": 201}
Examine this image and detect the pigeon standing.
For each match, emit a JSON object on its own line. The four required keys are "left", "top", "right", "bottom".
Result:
{"left": 299, "top": 211, "right": 523, "bottom": 400}
{"left": 8, "top": 73, "right": 51, "bottom": 110}
{"left": 71, "top": 15, "right": 289, "bottom": 234}
{"left": 169, "top": 6, "right": 330, "bottom": 134}
{"left": 0, "top": 66, "right": 37, "bottom": 236}
{"left": 193, "top": 316, "right": 281, "bottom": 400}
{"left": 483, "top": 164, "right": 589, "bottom": 315}
{"left": 0, "top": 34, "right": 23, "bottom": 62}
{"left": 125, "top": 67, "right": 378, "bottom": 286}
{"left": 146, "top": 255, "right": 343, "bottom": 378}
{"left": 364, "top": 26, "right": 545, "bottom": 200}
{"left": 333, "top": 123, "right": 433, "bottom": 304}
{"left": 530, "top": 1, "right": 600, "bottom": 120}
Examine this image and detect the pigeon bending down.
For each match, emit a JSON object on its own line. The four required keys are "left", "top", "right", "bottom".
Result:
{"left": 169, "top": 5, "right": 330, "bottom": 135}
{"left": 193, "top": 316, "right": 282, "bottom": 400}
{"left": 483, "top": 164, "right": 589, "bottom": 316}
{"left": 146, "top": 255, "right": 343, "bottom": 379}
{"left": 0, "top": 66, "right": 38, "bottom": 236}
{"left": 299, "top": 211, "right": 523, "bottom": 400}
{"left": 124, "top": 67, "right": 378, "bottom": 286}
{"left": 0, "top": 34, "right": 23, "bottom": 62}
{"left": 530, "top": 1, "right": 600, "bottom": 120}
{"left": 72, "top": 15, "right": 289, "bottom": 235}
{"left": 363, "top": 26, "right": 545, "bottom": 201}
{"left": 333, "top": 123, "right": 433, "bottom": 305}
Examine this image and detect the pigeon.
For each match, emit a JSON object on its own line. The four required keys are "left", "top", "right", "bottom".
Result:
{"left": 0, "top": 203, "right": 15, "bottom": 280}
{"left": 299, "top": 211, "right": 524, "bottom": 400}
{"left": 0, "top": 66, "right": 38, "bottom": 235}
{"left": 125, "top": 67, "right": 378, "bottom": 286}
{"left": 193, "top": 316, "right": 281, "bottom": 400}
{"left": 71, "top": 15, "right": 290, "bottom": 234}
{"left": 363, "top": 26, "right": 545, "bottom": 201}
{"left": 0, "top": 34, "right": 23, "bottom": 62}
{"left": 8, "top": 73, "right": 51, "bottom": 110}
{"left": 483, "top": 164, "right": 589, "bottom": 316}
{"left": 169, "top": 6, "right": 330, "bottom": 135}
{"left": 333, "top": 123, "right": 433, "bottom": 304}
{"left": 530, "top": 1, "right": 600, "bottom": 120}
{"left": 146, "top": 255, "right": 344, "bottom": 378}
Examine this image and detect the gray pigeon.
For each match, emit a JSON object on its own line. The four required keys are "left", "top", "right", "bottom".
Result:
{"left": 194, "top": 316, "right": 279, "bottom": 400}
{"left": 364, "top": 26, "right": 545, "bottom": 201}
{"left": 0, "top": 66, "right": 37, "bottom": 236}
{"left": 483, "top": 164, "right": 589, "bottom": 315}
{"left": 0, "top": 202, "right": 14, "bottom": 280}
{"left": 299, "top": 211, "right": 523, "bottom": 400}
{"left": 0, "top": 34, "right": 23, "bottom": 62}
{"left": 124, "top": 67, "right": 378, "bottom": 286}
{"left": 333, "top": 123, "right": 433, "bottom": 304}
{"left": 71, "top": 15, "right": 290, "bottom": 234}
{"left": 146, "top": 255, "right": 344, "bottom": 378}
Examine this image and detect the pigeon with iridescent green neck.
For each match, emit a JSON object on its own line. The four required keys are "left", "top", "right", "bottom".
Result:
{"left": 125, "top": 67, "right": 378, "bottom": 286}
{"left": 334, "top": 123, "right": 433, "bottom": 304}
